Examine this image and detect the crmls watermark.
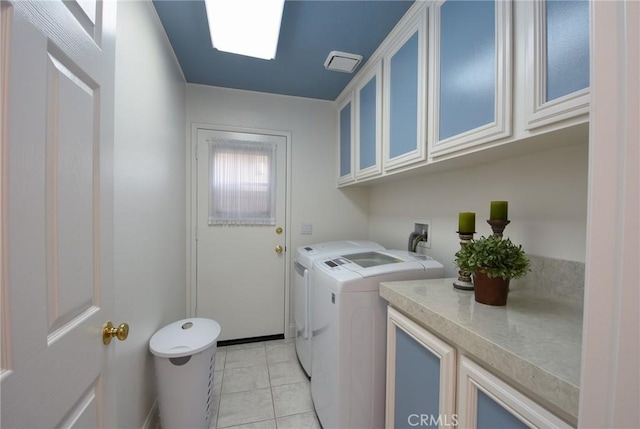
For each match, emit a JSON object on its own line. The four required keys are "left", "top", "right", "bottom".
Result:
{"left": 407, "top": 414, "right": 459, "bottom": 427}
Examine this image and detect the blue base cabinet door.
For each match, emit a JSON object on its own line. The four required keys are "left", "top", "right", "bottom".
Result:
{"left": 525, "top": 0, "right": 590, "bottom": 130}
{"left": 429, "top": 0, "right": 512, "bottom": 159}
{"left": 457, "top": 356, "right": 572, "bottom": 428}
{"left": 386, "top": 307, "right": 456, "bottom": 428}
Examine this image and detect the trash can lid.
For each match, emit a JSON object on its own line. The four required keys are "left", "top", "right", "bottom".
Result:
{"left": 149, "top": 318, "right": 221, "bottom": 358}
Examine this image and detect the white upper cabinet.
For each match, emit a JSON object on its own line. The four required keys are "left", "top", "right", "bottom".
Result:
{"left": 383, "top": 7, "right": 428, "bottom": 172}
{"left": 429, "top": 0, "right": 512, "bottom": 158}
{"left": 334, "top": 0, "right": 590, "bottom": 187}
{"left": 355, "top": 60, "right": 383, "bottom": 179}
{"left": 337, "top": 94, "right": 355, "bottom": 186}
{"left": 524, "top": 0, "right": 590, "bottom": 130}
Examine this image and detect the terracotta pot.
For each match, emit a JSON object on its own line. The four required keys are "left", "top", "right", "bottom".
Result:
{"left": 473, "top": 270, "right": 510, "bottom": 306}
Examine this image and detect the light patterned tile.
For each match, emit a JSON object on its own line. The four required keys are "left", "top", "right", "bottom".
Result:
{"left": 276, "top": 412, "right": 321, "bottom": 429}
{"left": 215, "top": 349, "right": 227, "bottom": 371}
{"left": 217, "top": 388, "right": 274, "bottom": 428}
{"left": 222, "top": 419, "right": 276, "bottom": 429}
{"left": 271, "top": 382, "right": 313, "bottom": 417}
{"left": 214, "top": 369, "right": 223, "bottom": 396}
{"left": 268, "top": 361, "right": 307, "bottom": 387}
{"left": 265, "top": 342, "right": 297, "bottom": 365}
{"left": 225, "top": 346, "right": 267, "bottom": 369}
{"left": 220, "top": 342, "right": 266, "bottom": 352}
{"left": 222, "top": 364, "right": 270, "bottom": 394}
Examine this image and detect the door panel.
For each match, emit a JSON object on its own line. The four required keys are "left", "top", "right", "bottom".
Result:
{"left": 1, "top": 1, "right": 116, "bottom": 426}
{"left": 196, "top": 128, "right": 287, "bottom": 341}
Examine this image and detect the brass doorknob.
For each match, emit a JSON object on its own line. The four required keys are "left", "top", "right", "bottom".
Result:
{"left": 103, "top": 321, "right": 129, "bottom": 345}
{"left": 275, "top": 245, "right": 283, "bottom": 254}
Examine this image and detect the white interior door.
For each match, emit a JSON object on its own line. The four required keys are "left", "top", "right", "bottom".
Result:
{"left": 196, "top": 128, "right": 287, "bottom": 341}
{"left": 1, "top": 1, "right": 117, "bottom": 427}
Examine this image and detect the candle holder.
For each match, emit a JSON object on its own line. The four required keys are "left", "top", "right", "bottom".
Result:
{"left": 453, "top": 231, "right": 475, "bottom": 290}
{"left": 487, "top": 219, "right": 511, "bottom": 239}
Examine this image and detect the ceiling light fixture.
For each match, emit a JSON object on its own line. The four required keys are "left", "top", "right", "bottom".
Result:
{"left": 204, "top": 0, "right": 285, "bottom": 60}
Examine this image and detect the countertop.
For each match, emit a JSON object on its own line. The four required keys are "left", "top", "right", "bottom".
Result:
{"left": 380, "top": 277, "right": 583, "bottom": 424}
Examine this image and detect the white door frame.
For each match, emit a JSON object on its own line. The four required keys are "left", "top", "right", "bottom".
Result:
{"left": 579, "top": 1, "right": 639, "bottom": 427}
{"left": 187, "top": 122, "right": 293, "bottom": 338}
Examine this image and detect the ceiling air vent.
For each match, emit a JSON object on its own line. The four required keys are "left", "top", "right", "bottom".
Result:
{"left": 324, "top": 51, "right": 363, "bottom": 73}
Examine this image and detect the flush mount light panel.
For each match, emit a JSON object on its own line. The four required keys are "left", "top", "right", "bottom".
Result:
{"left": 205, "top": 0, "right": 285, "bottom": 60}
{"left": 324, "top": 51, "right": 363, "bottom": 73}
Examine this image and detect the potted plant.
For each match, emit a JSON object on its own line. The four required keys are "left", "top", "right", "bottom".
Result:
{"left": 455, "top": 235, "right": 530, "bottom": 306}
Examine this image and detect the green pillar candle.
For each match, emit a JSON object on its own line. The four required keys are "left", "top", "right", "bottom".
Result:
{"left": 458, "top": 212, "right": 476, "bottom": 233}
{"left": 490, "top": 201, "right": 509, "bottom": 220}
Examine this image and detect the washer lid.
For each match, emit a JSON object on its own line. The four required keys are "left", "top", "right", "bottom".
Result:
{"left": 149, "top": 318, "right": 221, "bottom": 358}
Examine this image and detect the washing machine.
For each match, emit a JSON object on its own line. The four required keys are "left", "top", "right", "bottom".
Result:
{"left": 311, "top": 250, "right": 444, "bottom": 428}
{"left": 294, "top": 240, "right": 384, "bottom": 377}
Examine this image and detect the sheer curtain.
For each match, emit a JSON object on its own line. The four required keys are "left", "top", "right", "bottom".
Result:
{"left": 208, "top": 138, "right": 277, "bottom": 225}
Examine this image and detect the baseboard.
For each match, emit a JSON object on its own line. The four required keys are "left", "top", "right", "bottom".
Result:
{"left": 288, "top": 322, "right": 296, "bottom": 339}
{"left": 217, "top": 333, "right": 284, "bottom": 347}
{"left": 142, "top": 399, "right": 159, "bottom": 429}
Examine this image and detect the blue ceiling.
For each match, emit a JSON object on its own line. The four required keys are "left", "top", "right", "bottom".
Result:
{"left": 153, "top": 0, "right": 414, "bottom": 100}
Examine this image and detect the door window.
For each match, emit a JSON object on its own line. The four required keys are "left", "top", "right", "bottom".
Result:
{"left": 208, "top": 139, "right": 277, "bottom": 225}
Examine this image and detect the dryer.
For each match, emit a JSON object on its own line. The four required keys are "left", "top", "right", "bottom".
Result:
{"left": 311, "top": 250, "right": 444, "bottom": 428}
{"left": 293, "top": 241, "right": 384, "bottom": 377}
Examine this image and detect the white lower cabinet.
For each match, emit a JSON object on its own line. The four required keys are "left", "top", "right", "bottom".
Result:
{"left": 386, "top": 306, "right": 572, "bottom": 428}
{"left": 386, "top": 307, "right": 457, "bottom": 428}
{"left": 457, "top": 357, "right": 570, "bottom": 429}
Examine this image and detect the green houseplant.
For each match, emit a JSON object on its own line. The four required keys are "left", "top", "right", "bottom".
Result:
{"left": 455, "top": 235, "right": 530, "bottom": 305}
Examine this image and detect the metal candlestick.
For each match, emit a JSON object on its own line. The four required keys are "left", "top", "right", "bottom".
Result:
{"left": 487, "top": 219, "right": 511, "bottom": 238}
{"left": 453, "top": 231, "right": 475, "bottom": 290}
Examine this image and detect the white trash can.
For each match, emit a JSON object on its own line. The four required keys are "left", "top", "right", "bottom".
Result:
{"left": 149, "top": 318, "right": 221, "bottom": 429}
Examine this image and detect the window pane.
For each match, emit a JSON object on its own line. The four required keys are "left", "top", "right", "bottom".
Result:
{"left": 208, "top": 139, "right": 277, "bottom": 225}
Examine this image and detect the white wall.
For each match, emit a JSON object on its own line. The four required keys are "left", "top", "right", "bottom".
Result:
{"left": 369, "top": 142, "right": 588, "bottom": 277}
{"left": 186, "top": 84, "right": 370, "bottom": 334}
{"left": 113, "top": 2, "right": 186, "bottom": 427}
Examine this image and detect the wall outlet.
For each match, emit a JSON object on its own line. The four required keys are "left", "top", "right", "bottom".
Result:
{"left": 413, "top": 220, "right": 431, "bottom": 249}
{"left": 301, "top": 223, "right": 313, "bottom": 235}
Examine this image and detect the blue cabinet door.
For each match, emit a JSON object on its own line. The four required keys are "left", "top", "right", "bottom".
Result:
{"left": 394, "top": 327, "right": 442, "bottom": 428}
{"left": 525, "top": 0, "right": 590, "bottom": 129}
{"left": 430, "top": 0, "right": 512, "bottom": 157}
{"left": 477, "top": 390, "right": 528, "bottom": 429}
{"left": 458, "top": 356, "right": 570, "bottom": 428}
{"left": 386, "top": 307, "right": 456, "bottom": 428}
{"left": 383, "top": 8, "right": 427, "bottom": 170}
{"left": 389, "top": 32, "right": 419, "bottom": 159}
{"left": 355, "top": 61, "right": 382, "bottom": 179}
{"left": 439, "top": 0, "right": 496, "bottom": 141}
{"left": 545, "top": 0, "right": 590, "bottom": 102}
{"left": 338, "top": 99, "right": 352, "bottom": 182}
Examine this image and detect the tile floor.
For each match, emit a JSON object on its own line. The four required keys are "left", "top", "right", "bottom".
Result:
{"left": 211, "top": 339, "right": 321, "bottom": 429}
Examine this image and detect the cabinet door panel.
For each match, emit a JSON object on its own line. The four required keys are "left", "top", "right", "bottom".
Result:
{"left": 355, "top": 60, "right": 383, "bottom": 180}
{"left": 338, "top": 98, "right": 353, "bottom": 184}
{"left": 439, "top": 0, "right": 496, "bottom": 140}
{"left": 389, "top": 32, "right": 419, "bottom": 159}
{"left": 394, "top": 328, "right": 441, "bottom": 428}
{"left": 386, "top": 307, "right": 456, "bottom": 428}
{"left": 359, "top": 77, "right": 377, "bottom": 170}
{"left": 457, "top": 356, "right": 571, "bottom": 429}
{"left": 525, "top": 0, "right": 590, "bottom": 130}
{"left": 383, "top": 7, "right": 427, "bottom": 171}
{"left": 429, "top": 0, "right": 512, "bottom": 158}
{"left": 477, "top": 390, "right": 528, "bottom": 429}
{"left": 545, "top": 0, "right": 590, "bottom": 101}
